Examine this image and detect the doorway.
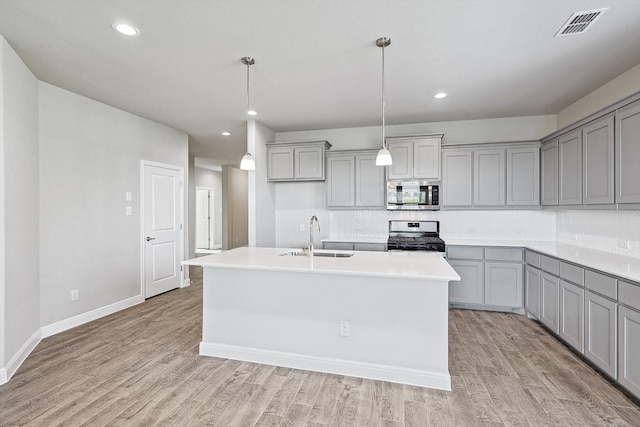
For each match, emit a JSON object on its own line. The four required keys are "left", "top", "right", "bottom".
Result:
{"left": 196, "top": 186, "right": 215, "bottom": 251}
{"left": 141, "top": 161, "right": 184, "bottom": 299}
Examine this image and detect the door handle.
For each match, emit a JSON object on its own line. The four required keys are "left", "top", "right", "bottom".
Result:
{"left": 146, "top": 236, "right": 156, "bottom": 241}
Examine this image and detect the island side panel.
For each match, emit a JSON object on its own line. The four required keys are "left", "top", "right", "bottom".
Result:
{"left": 200, "top": 266, "right": 450, "bottom": 390}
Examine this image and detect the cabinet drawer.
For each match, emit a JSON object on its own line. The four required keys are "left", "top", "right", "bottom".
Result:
{"left": 485, "top": 247, "right": 523, "bottom": 262}
{"left": 353, "top": 242, "right": 386, "bottom": 252}
{"left": 541, "top": 255, "right": 560, "bottom": 276}
{"left": 619, "top": 280, "right": 640, "bottom": 311}
{"left": 526, "top": 250, "right": 541, "bottom": 268}
{"left": 560, "top": 262, "right": 584, "bottom": 286}
{"left": 585, "top": 270, "right": 617, "bottom": 300}
{"left": 447, "top": 246, "right": 484, "bottom": 260}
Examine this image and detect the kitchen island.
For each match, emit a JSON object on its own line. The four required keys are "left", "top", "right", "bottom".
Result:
{"left": 183, "top": 247, "right": 460, "bottom": 390}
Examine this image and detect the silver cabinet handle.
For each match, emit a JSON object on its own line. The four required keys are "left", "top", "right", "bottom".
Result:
{"left": 146, "top": 236, "right": 156, "bottom": 241}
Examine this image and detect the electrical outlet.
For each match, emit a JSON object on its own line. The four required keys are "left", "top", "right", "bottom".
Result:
{"left": 339, "top": 321, "right": 350, "bottom": 337}
{"left": 71, "top": 289, "right": 79, "bottom": 301}
{"left": 618, "top": 240, "right": 629, "bottom": 249}
{"left": 300, "top": 224, "right": 305, "bottom": 232}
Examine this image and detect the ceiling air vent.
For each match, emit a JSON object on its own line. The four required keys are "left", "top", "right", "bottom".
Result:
{"left": 555, "top": 8, "right": 608, "bottom": 37}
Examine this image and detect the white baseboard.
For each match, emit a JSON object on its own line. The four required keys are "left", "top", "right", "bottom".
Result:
{"left": 41, "top": 294, "right": 144, "bottom": 338}
{"left": 182, "top": 279, "right": 191, "bottom": 288}
{"left": 199, "top": 342, "right": 451, "bottom": 391}
{"left": 1, "top": 329, "right": 42, "bottom": 384}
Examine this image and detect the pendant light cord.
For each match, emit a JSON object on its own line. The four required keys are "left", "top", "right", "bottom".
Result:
{"left": 246, "top": 62, "right": 251, "bottom": 115}
{"left": 381, "top": 43, "right": 386, "bottom": 150}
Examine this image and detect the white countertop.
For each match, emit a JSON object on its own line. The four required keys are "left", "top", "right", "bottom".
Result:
{"left": 446, "top": 239, "right": 640, "bottom": 283}
{"left": 184, "top": 247, "right": 460, "bottom": 281}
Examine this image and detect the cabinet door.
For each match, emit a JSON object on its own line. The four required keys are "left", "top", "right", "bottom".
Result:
{"left": 559, "top": 130, "right": 582, "bottom": 205}
{"left": 525, "top": 265, "right": 541, "bottom": 319}
{"left": 413, "top": 138, "right": 441, "bottom": 180}
{"left": 585, "top": 291, "right": 617, "bottom": 378}
{"left": 267, "top": 147, "right": 294, "bottom": 180}
{"left": 326, "top": 156, "right": 355, "bottom": 207}
{"left": 484, "top": 262, "right": 523, "bottom": 308}
{"left": 616, "top": 100, "right": 640, "bottom": 204}
{"left": 507, "top": 147, "right": 540, "bottom": 206}
{"left": 295, "top": 146, "right": 324, "bottom": 180}
{"left": 583, "top": 115, "right": 614, "bottom": 204}
{"left": 474, "top": 149, "right": 506, "bottom": 206}
{"left": 387, "top": 141, "right": 413, "bottom": 180}
{"left": 541, "top": 140, "right": 559, "bottom": 206}
{"left": 540, "top": 272, "right": 560, "bottom": 334}
{"left": 448, "top": 260, "right": 484, "bottom": 305}
{"left": 559, "top": 280, "right": 584, "bottom": 353}
{"left": 355, "top": 153, "right": 384, "bottom": 207}
{"left": 618, "top": 306, "right": 640, "bottom": 399}
{"left": 442, "top": 150, "right": 473, "bottom": 207}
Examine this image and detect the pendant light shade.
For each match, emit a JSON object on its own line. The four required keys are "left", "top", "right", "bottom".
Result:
{"left": 375, "top": 37, "right": 392, "bottom": 166}
{"left": 240, "top": 56, "right": 256, "bottom": 171}
{"left": 240, "top": 152, "right": 256, "bottom": 170}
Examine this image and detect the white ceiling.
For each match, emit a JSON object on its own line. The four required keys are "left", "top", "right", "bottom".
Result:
{"left": 1, "top": 0, "right": 639, "bottom": 167}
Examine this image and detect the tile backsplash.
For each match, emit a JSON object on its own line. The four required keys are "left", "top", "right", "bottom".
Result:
{"left": 556, "top": 210, "right": 640, "bottom": 258}
{"left": 329, "top": 210, "right": 556, "bottom": 242}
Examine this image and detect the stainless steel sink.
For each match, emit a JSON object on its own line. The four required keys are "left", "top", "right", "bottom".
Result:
{"left": 280, "top": 249, "right": 354, "bottom": 258}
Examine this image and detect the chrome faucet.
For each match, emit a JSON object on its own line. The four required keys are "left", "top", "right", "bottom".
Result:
{"left": 309, "top": 215, "right": 320, "bottom": 255}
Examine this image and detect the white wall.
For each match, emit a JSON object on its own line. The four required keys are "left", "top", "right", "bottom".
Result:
{"left": 0, "top": 37, "right": 41, "bottom": 380}
{"left": 195, "top": 167, "right": 222, "bottom": 248}
{"left": 557, "top": 64, "right": 640, "bottom": 129}
{"left": 248, "top": 120, "right": 276, "bottom": 247}
{"left": 39, "top": 82, "right": 188, "bottom": 327}
{"left": 276, "top": 115, "right": 556, "bottom": 149}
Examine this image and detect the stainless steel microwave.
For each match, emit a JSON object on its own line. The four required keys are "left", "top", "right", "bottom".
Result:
{"left": 386, "top": 181, "right": 440, "bottom": 210}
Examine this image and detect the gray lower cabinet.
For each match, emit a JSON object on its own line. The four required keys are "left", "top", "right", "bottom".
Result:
{"left": 448, "top": 260, "right": 484, "bottom": 304}
{"left": 448, "top": 246, "right": 523, "bottom": 311}
{"left": 616, "top": 100, "right": 640, "bottom": 204}
{"left": 540, "top": 272, "right": 560, "bottom": 334}
{"left": 618, "top": 305, "right": 640, "bottom": 398}
{"left": 559, "top": 280, "right": 584, "bottom": 352}
{"left": 322, "top": 242, "right": 386, "bottom": 252}
{"left": 525, "top": 265, "right": 541, "bottom": 319}
{"left": 484, "top": 261, "right": 523, "bottom": 307}
{"left": 541, "top": 139, "right": 559, "bottom": 206}
{"left": 585, "top": 290, "right": 617, "bottom": 379}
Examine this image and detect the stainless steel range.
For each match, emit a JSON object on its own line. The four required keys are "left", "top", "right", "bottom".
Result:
{"left": 387, "top": 220, "right": 445, "bottom": 253}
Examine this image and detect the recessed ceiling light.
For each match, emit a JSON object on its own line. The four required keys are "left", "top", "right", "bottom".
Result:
{"left": 248, "top": 110, "right": 258, "bottom": 116}
{"left": 434, "top": 92, "right": 447, "bottom": 99}
{"left": 112, "top": 22, "right": 139, "bottom": 37}
{"left": 221, "top": 131, "right": 231, "bottom": 136}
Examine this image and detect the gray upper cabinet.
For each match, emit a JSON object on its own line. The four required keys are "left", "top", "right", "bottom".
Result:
{"left": 541, "top": 139, "right": 559, "bottom": 206}
{"left": 616, "top": 100, "right": 640, "bottom": 204}
{"left": 326, "top": 150, "right": 384, "bottom": 209}
{"left": 442, "top": 149, "right": 473, "bottom": 207}
{"left": 507, "top": 147, "right": 540, "bottom": 206}
{"left": 474, "top": 149, "right": 505, "bottom": 206}
{"left": 266, "top": 141, "right": 331, "bottom": 182}
{"left": 387, "top": 135, "right": 442, "bottom": 180}
{"left": 583, "top": 115, "right": 614, "bottom": 205}
{"left": 559, "top": 129, "right": 582, "bottom": 205}
{"left": 355, "top": 152, "right": 385, "bottom": 207}
{"left": 326, "top": 155, "right": 355, "bottom": 207}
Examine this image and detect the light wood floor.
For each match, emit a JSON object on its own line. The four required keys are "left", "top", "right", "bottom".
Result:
{"left": 1, "top": 267, "right": 639, "bottom": 426}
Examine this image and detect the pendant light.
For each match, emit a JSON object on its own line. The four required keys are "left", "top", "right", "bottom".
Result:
{"left": 375, "top": 37, "right": 392, "bottom": 166}
{"left": 240, "top": 56, "right": 256, "bottom": 171}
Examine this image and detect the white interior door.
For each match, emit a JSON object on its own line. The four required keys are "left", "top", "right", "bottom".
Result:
{"left": 196, "top": 188, "right": 211, "bottom": 249}
{"left": 143, "top": 163, "right": 183, "bottom": 298}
